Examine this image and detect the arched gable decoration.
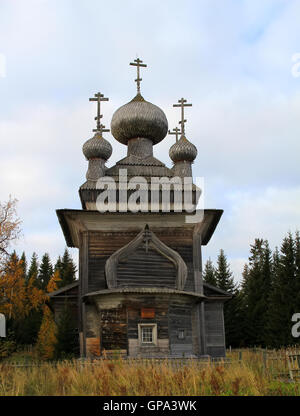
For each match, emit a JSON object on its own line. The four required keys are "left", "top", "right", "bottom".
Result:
{"left": 105, "top": 225, "right": 187, "bottom": 290}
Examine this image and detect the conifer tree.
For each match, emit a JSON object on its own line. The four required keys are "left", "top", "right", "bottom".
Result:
{"left": 57, "top": 249, "right": 77, "bottom": 288}
{"left": 268, "top": 233, "right": 296, "bottom": 347}
{"left": 38, "top": 253, "right": 53, "bottom": 290}
{"left": 239, "top": 239, "right": 272, "bottom": 347}
{"left": 20, "top": 252, "right": 27, "bottom": 277}
{"left": 215, "top": 249, "right": 238, "bottom": 347}
{"left": 234, "top": 264, "right": 251, "bottom": 347}
{"left": 203, "top": 258, "right": 217, "bottom": 286}
{"left": 0, "top": 254, "right": 45, "bottom": 344}
{"left": 27, "top": 252, "right": 39, "bottom": 285}
{"left": 54, "top": 256, "right": 62, "bottom": 273}
{"left": 55, "top": 301, "right": 79, "bottom": 359}
{"left": 215, "top": 249, "right": 235, "bottom": 293}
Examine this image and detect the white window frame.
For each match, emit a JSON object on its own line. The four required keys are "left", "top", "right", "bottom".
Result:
{"left": 138, "top": 323, "right": 157, "bottom": 346}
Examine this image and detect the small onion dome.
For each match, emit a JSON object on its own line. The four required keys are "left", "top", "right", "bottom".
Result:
{"left": 82, "top": 132, "right": 112, "bottom": 160}
{"left": 169, "top": 134, "right": 197, "bottom": 163}
{"left": 110, "top": 93, "right": 168, "bottom": 145}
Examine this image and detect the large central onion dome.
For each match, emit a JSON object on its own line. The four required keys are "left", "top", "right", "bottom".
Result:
{"left": 111, "top": 93, "right": 168, "bottom": 145}
{"left": 169, "top": 134, "right": 197, "bottom": 163}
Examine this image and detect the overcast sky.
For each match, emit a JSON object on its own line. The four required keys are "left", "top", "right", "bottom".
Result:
{"left": 1, "top": 0, "right": 300, "bottom": 281}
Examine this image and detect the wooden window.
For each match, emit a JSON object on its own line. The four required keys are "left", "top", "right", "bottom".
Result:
{"left": 138, "top": 324, "right": 157, "bottom": 346}
{"left": 142, "top": 326, "right": 153, "bottom": 343}
{"left": 178, "top": 329, "right": 185, "bottom": 340}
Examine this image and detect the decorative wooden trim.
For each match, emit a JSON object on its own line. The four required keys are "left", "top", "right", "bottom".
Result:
{"left": 105, "top": 225, "right": 188, "bottom": 290}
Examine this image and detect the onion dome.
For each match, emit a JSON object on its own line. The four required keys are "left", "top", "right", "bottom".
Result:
{"left": 110, "top": 93, "right": 168, "bottom": 145}
{"left": 169, "top": 134, "right": 197, "bottom": 163}
{"left": 82, "top": 132, "right": 112, "bottom": 160}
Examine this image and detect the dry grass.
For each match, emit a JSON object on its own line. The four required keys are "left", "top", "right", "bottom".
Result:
{"left": 0, "top": 350, "right": 299, "bottom": 396}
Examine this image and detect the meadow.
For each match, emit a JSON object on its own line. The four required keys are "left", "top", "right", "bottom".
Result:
{"left": 0, "top": 349, "right": 299, "bottom": 396}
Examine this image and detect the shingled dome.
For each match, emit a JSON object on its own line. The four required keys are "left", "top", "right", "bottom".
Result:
{"left": 82, "top": 132, "right": 112, "bottom": 161}
{"left": 110, "top": 93, "right": 168, "bottom": 145}
{"left": 169, "top": 134, "right": 197, "bottom": 163}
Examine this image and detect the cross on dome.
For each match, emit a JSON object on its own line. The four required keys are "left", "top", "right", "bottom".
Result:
{"left": 173, "top": 98, "right": 192, "bottom": 136}
{"left": 168, "top": 127, "right": 182, "bottom": 143}
{"left": 89, "top": 92, "right": 110, "bottom": 133}
{"left": 129, "top": 58, "right": 147, "bottom": 95}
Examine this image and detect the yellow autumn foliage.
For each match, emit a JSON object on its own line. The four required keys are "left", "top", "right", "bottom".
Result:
{"left": 47, "top": 270, "right": 61, "bottom": 294}
{"left": 36, "top": 304, "right": 57, "bottom": 360}
{"left": 0, "top": 256, "right": 45, "bottom": 320}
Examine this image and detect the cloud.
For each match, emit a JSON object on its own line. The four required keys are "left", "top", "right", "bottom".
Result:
{"left": 203, "top": 186, "right": 300, "bottom": 281}
{"left": 0, "top": 0, "right": 300, "bottom": 281}
{"left": 15, "top": 229, "right": 79, "bottom": 271}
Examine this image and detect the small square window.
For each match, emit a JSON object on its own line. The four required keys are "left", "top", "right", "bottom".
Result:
{"left": 138, "top": 324, "right": 157, "bottom": 346}
{"left": 178, "top": 329, "right": 185, "bottom": 340}
{"left": 142, "top": 326, "right": 153, "bottom": 343}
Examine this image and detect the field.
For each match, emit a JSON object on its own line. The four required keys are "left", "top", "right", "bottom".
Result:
{"left": 0, "top": 349, "right": 300, "bottom": 396}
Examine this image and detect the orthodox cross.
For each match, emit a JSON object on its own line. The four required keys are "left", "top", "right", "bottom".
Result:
{"left": 173, "top": 98, "right": 192, "bottom": 135}
{"left": 168, "top": 127, "right": 182, "bottom": 143}
{"left": 89, "top": 92, "right": 110, "bottom": 134}
{"left": 130, "top": 58, "right": 147, "bottom": 94}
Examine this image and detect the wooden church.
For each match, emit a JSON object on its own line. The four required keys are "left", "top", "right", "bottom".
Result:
{"left": 50, "top": 58, "right": 231, "bottom": 358}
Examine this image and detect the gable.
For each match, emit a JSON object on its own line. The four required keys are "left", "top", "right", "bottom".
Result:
{"left": 105, "top": 225, "right": 187, "bottom": 290}
{"left": 117, "top": 244, "right": 177, "bottom": 288}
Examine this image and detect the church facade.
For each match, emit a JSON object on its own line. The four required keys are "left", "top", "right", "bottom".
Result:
{"left": 50, "top": 59, "right": 231, "bottom": 358}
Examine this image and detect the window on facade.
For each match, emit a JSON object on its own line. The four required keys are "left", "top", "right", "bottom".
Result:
{"left": 142, "top": 326, "right": 153, "bottom": 343}
{"left": 178, "top": 329, "right": 185, "bottom": 340}
{"left": 138, "top": 324, "right": 157, "bottom": 345}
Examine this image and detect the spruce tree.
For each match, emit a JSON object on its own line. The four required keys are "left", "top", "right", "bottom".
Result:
{"left": 27, "top": 253, "right": 39, "bottom": 286}
{"left": 38, "top": 253, "right": 53, "bottom": 290}
{"left": 263, "top": 233, "right": 298, "bottom": 348}
{"left": 20, "top": 252, "right": 27, "bottom": 278}
{"left": 240, "top": 239, "right": 272, "bottom": 347}
{"left": 57, "top": 249, "right": 77, "bottom": 288}
{"left": 215, "top": 249, "right": 238, "bottom": 347}
{"left": 279, "top": 232, "right": 296, "bottom": 346}
{"left": 203, "top": 258, "right": 217, "bottom": 286}
{"left": 236, "top": 264, "right": 252, "bottom": 347}
{"left": 215, "top": 249, "right": 235, "bottom": 293}
{"left": 55, "top": 301, "right": 79, "bottom": 359}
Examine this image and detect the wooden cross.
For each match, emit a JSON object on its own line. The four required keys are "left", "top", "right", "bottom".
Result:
{"left": 129, "top": 58, "right": 147, "bottom": 94}
{"left": 89, "top": 92, "right": 110, "bottom": 133}
{"left": 97, "top": 123, "right": 110, "bottom": 135}
{"left": 173, "top": 98, "right": 192, "bottom": 135}
{"left": 168, "top": 127, "right": 182, "bottom": 142}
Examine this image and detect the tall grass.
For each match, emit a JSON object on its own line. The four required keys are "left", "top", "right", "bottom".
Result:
{"left": 0, "top": 350, "right": 299, "bottom": 396}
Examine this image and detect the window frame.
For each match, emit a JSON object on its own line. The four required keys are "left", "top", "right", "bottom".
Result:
{"left": 138, "top": 323, "right": 157, "bottom": 346}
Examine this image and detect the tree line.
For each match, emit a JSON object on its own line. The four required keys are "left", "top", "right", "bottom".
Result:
{"left": 0, "top": 249, "right": 78, "bottom": 359}
{"left": 0, "top": 198, "right": 79, "bottom": 359}
{"left": 1, "top": 197, "right": 300, "bottom": 358}
{"left": 204, "top": 231, "right": 300, "bottom": 349}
